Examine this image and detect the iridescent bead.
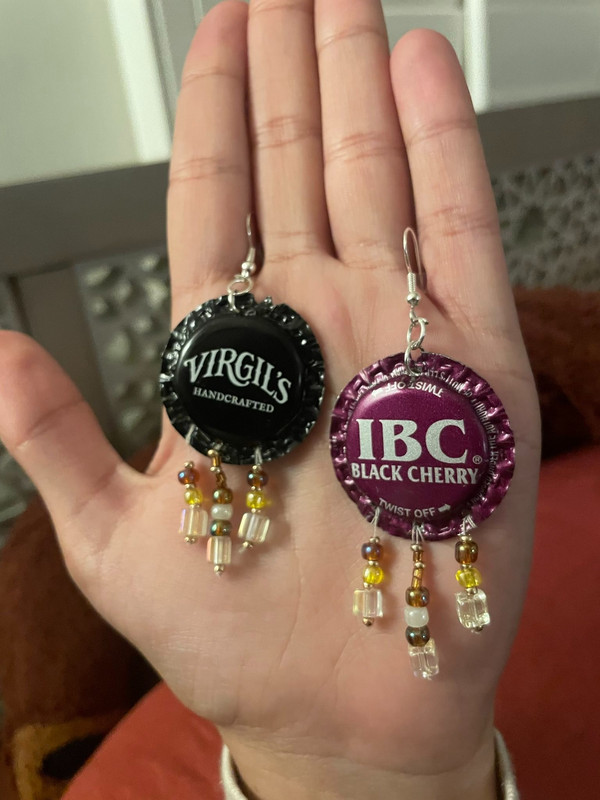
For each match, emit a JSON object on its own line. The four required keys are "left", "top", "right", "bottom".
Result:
{"left": 210, "top": 503, "right": 233, "bottom": 521}
{"left": 246, "top": 490, "right": 267, "bottom": 510}
{"left": 184, "top": 487, "right": 203, "bottom": 505}
{"left": 213, "top": 487, "right": 233, "bottom": 504}
{"left": 408, "top": 638, "right": 439, "bottom": 679}
{"left": 405, "top": 626, "right": 430, "bottom": 647}
{"left": 361, "top": 541, "right": 383, "bottom": 561}
{"left": 238, "top": 512, "right": 270, "bottom": 544}
{"left": 178, "top": 466, "right": 199, "bottom": 485}
{"left": 179, "top": 505, "right": 208, "bottom": 543}
{"left": 456, "top": 567, "right": 482, "bottom": 588}
{"left": 353, "top": 588, "right": 383, "bottom": 621}
{"left": 363, "top": 564, "right": 384, "bottom": 585}
{"left": 247, "top": 468, "right": 268, "bottom": 488}
{"left": 406, "top": 586, "right": 430, "bottom": 607}
{"left": 210, "top": 520, "right": 232, "bottom": 536}
{"left": 404, "top": 606, "right": 429, "bottom": 627}
{"left": 455, "top": 539, "right": 479, "bottom": 564}
{"left": 207, "top": 535, "right": 232, "bottom": 566}
{"left": 456, "top": 588, "right": 490, "bottom": 630}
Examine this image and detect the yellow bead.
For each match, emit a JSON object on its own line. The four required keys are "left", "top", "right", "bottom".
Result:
{"left": 363, "top": 564, "right": 384, "bottom": 585}
{"left": 456, "top": 567, "right": 482, "bottom": 588}
{"left": 185, "top": 487, "right": 203, "bottom": 505}
{"left": 246, "top": 490, "right": 267, "bottom": 510}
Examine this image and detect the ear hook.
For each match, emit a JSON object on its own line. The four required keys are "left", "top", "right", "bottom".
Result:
{"left": 403, "top": 227, "right": 427, "bottom": 293}
{"left": 244, "top": 213, "right": 258, "bottom": 274}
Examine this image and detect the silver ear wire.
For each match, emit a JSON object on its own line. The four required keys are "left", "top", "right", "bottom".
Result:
{"left": 403, "top": 228, "right": 428, "bottom": 376}
{"left": 403, "top": 227, "right": 427, "bottom": 293}
{"left": 227, "top": 213, "right": 260, "bottom": 312}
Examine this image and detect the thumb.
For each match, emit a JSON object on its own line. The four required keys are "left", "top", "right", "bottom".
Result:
{"left": 0, "top": 331, "right": 131, "bottom": 543}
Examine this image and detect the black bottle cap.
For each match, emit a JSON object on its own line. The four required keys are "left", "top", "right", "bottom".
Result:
{"left": 160, "top": 294, "right": 325, "bottom": 464}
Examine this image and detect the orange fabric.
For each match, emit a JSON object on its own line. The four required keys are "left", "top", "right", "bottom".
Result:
{"left": 63, "top": 685, "right": 222, "bottom": 800}
{"left": 496, "top": 445, "right": 600, "bottom": 798}
{"left": 66, "top": 447, "right": 600, "bottom": 800}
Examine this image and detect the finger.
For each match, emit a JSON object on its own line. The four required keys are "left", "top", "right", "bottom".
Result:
{"left": 248, "top": 0, "right": 330, "bottom": 262}
{"left": 168, "top": 1, "right": 251, "bottom": 320}
{"left": 0, "top": 332, "right": 130, "bottom": 532}
{"left": 315, "top": 0, "right": 413, "bottom": 270}
{"left": 390, "top": 30, "right": 517, "bottom": 335}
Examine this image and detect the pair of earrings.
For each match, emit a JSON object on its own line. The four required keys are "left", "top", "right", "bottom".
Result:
{"left": 161, "top": 218, "right": 515, "bottom": 678}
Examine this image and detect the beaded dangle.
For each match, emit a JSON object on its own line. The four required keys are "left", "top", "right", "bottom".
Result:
{"left": 239, "top": 448, "right": 271, "bottom": 549}
{"left": 352, "top": 510, "right": 384, "bottom": 626}
{"left": 330, "top": 227, "right": 515, "bottom": 679}
{"left": 404, "top": 525, "right": 439, "bottom": 679}
{"left": 455, "top": 517, "right": 490, "bottom": 631}
{"left": 178, "top": 462, "right": 208, "bottom": 543}
{"left": 207, "top": 449, "right": 234, "bottom": 574}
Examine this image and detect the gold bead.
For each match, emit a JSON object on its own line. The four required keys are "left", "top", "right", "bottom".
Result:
{"left": 361, "top": 541, "right": 383, "bottom": 561}
{"left": 213, "top": 487, "right": 233, "bottom": 504}
{"left": 456, "top": 567, "right": 482, "bottom": 588}
{"left": 406, "top": 587, "right": 430, "bottom": 607}
{"left": 363, "top": 564, "right": 384, "bottom": 585}
{"left": 184, "top": 487, "right": 203, "bottom": 505}
{"left": 178, "top": 465, "right": 199, "bottom": 485}
{"left": 246, "top": 490, "right": 267, "bottom": 510}
{"left": 455, "top": 540, "right": 479, "bottom": 564}
{"left": 405, "top": 626, "right": 430, "bottom": 646}
{"left": 411, "top": 568, "right": 424, "bottom": 588}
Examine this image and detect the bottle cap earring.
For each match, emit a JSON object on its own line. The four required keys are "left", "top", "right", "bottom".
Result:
{"left": 162, "top": 214, "right": 325, "bottom": 569}
{"left": 161, "top": 214, "right": 324, "bottom": 464}
{"left": 330, "top": 228, "right": 515, "bottom": 675}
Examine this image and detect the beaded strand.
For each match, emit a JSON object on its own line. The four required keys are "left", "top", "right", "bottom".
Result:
{"left": 455, "top": 519, "right": 490, "bottom": 631}
{"left": 177, "top": 462, "right": 208, "bottom": 543}
{"left": 352, "top": 510, "right": 384, "bottom": 626}
{"left": 404, "top": 526, "right": 439, "bottom": 679}
{"left": 238, "top": 448, "right": 271, "bottom": 549}
{"left": 206, "top": 449, "right": 233, "bottom": 574}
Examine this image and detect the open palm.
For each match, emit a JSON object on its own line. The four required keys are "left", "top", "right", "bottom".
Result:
{"left": 0, "top": 1, "right": 540, "bottom": 796}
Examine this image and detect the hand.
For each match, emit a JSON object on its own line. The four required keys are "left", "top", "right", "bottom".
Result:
{"left": 0, "top": 2, "right": 540, "bottom": 799}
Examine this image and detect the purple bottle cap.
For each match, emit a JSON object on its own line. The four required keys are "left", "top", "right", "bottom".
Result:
{"left": 330, "top": 352, "right": 515, "bottom": 540}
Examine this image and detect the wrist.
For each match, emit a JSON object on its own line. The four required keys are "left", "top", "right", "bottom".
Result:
{"left": 221, "top": 724, "right": 499, "bottom": 800}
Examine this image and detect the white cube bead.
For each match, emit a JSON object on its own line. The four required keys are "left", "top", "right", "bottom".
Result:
{"left": 238, "top": 512, "right": 270, "bottom": 544}
{"left": 210, "top": 503, "right": 233, "bottom": 521}
{"left": 179, "top": 505, "right": 208, "bottom": 543}
{"left": 353, "top": 588, "right": 383, "bottom": 619}
{"left": 207, "top": 535, "right": 232, "bottom": 565}
{"left": 404, "top": 606, "right": 429, "bottom": 627}
{"left": 408, "top": 638, "right": 439, "bottom": 679}
{"left": 455, "top": 589, "right": 490, "bottom": 630}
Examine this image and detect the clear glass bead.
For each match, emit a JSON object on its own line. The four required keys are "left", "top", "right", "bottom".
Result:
{"left": 210, "top": 503, "right": 233, "bottom": 521}
{"left": 353, "top": 588, "right": 383, "bottom": 620}
{"left": 455, "top": 588, "right": 490, "bottom": 630}
{"left": 408, "top": 638, "right": 439, "bottom": 679}
{"left": 207, "top": 535, "right": 232, "bottom": 565}
{"left": 179, "top": 505, "right": 208, "bottom": 543}
{"left": 403, "top": 605, "right": 429, "bottom": 627}
{"left": 238, "top": 511, "right": 270, "bottom": 544}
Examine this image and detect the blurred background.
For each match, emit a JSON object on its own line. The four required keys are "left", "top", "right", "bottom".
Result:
{"left": 1, "top": 0, "right": 599, "bottom": 541}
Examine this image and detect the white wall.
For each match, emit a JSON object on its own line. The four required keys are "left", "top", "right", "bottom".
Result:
{"left": 0, "top": 0, "right": 170, "bottom": 187}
